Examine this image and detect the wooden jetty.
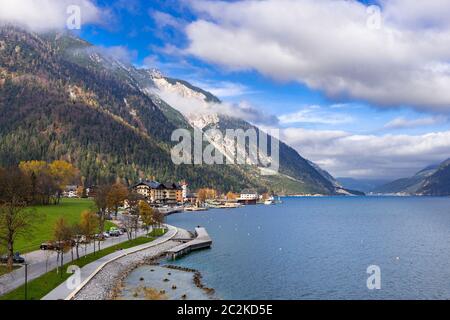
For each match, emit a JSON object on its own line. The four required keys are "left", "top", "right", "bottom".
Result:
{"left": 167, "top": 227, "right": 212, "bottom": 260}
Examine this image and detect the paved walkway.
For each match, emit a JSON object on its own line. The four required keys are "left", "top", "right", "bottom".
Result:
{"left": 0, "top": 229, "right": 148, "bottom": 297}
{"left": 42, "top": 225, "right": 178, "bottom": 300}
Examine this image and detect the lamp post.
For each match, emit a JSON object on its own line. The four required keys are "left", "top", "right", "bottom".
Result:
{"left": 24, "top": 263, "right": 29, "bottom": 300}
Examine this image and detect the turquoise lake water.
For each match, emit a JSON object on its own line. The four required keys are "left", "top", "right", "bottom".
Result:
{"left": 166, "top": 196, "right": 450, "bottom": 300}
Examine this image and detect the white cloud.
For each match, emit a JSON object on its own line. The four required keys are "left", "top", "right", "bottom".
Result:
{"left": 0, "top": 0, "right": 104, "bottom": 32}
{"left": 384, "top": 116, "right": 447, "bottom": 129}
{"left": 192, "top": 81, "right": 252, "bottom": 98}
{"left": 151, "top": 10, "right": 185, "bottom": 30}
{"left": 151, "top": 82, "right": 278, "bottom": 125}
{"left": 185, "top": 0, "right": 450, "bottom": 112}
{"left": 381, "top": 0, "right": 450, "bottom": 30}
{"left": 279, "top": 127, "right": 450, "bottom": 179}
{"left": 94, "top": 45, "right": 138, "bottom": 64}
{"left": 279, "top": 105, "right": 354, "bottom": 125}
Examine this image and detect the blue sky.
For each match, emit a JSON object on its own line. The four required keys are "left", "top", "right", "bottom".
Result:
{"left": 3, "top": 0, "right": 450, "bottom": 179}
{"left": 77, "top": 0, "right": 448, "bottom": 135}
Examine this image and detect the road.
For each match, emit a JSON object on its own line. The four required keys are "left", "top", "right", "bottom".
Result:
{"left": 0, "top": 228, "right": 148, "bottom": 297}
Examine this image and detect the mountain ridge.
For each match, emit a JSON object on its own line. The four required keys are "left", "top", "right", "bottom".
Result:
{"left": 0, "top": 26, "right": 346, "bottom": 195}
{"left": 373, "top": 158, "right": 450, "bottom": 195}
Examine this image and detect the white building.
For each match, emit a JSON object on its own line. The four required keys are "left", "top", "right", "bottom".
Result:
{"left": 181, "top": 182, "right": 189, "bottom": 201}
{"left": 239, "top": 189, "right": 258, "bottom": 200}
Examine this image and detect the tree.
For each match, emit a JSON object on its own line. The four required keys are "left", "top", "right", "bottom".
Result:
{"left": 49, "top": 160, "right": 79, "bottom": 204}
{"left": 19, "top": 161, "right": 59, "bottom": 205}
{"left": 80, "top": 210, "right": 99, "bottom": 256}
{"left": 19, "top": 160, "right": 51, "bottom": 204}
{"left": 153, "top": 209, "right": 165, "bottom": 229}
{"left": 71, "top": 223, "right": 83, "bottom": 260}
{"left": 35, "top": 171, "right": 59, "bottom": 205}
{"left": 107, "top": 183, "right": 129, "bottom": 219}
{"left": 18, "top": 160, "right": 48, "bottom": 177}
{"left": 0, "top": 167, "right": 41, "bottom": 269}
{"left": 53, "top": 217, "right": 72, "bottom": 274}
{"left": 139, "top": 201, "right": 154, "bottom": 233}
{"left": 226, "top": 192, "right": 238, "bottom": 200}
{"left": 76, "top": 186, "right": 85, "bottom": 198}
{"left": 197, "top": 188, "right": 217, "bottom": 204}
{"left": 123, "top": 191, "right": 143, "bottom": 240}
{"left": 197, "top": 189, "right": 207, "bottom": 204}
{"left": 122, "top": 213, "right": 139, "bottom": 240}
{"left": 93, "top": 185, "right": 111, "bottom": 234}
{"left": 127, "top": 191, "right": 143, "bottom": 211}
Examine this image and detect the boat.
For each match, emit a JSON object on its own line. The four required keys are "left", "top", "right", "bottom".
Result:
{"left": 264, "top": 196, "right": 275, "bottom": 205}
{"left": 219, "top": 203, "right": 242, "bottom": 209}
{"left": 184, "top": 206, "right": 208, "bottom": 212}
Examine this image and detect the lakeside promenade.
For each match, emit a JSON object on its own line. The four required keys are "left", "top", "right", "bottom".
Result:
{"left": 0, "top": 229, "right": 149, "bottom": 297}
{"left": 43, "top": 225, "right": 179, "bottom": 300}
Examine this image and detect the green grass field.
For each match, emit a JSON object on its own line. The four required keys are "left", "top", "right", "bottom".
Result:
{"left": 14, "top": 199, "right": 115, "bottom": 254}
{"left": 148, "top": 228, "right": 167, "bottom": 237}
{"left": 0, "top": 266, "right": 19, "bottom": 277}
{"left": 0, "top": 236, "right": 156, "bottom": 300}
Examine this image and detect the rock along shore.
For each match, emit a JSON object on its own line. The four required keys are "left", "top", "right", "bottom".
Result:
{"left": 74, "top": 228, "right": 193, "bottom": 300}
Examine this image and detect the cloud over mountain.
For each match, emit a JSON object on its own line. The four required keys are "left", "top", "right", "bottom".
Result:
{"left": 0, "top": 0, "right": 104, "bottom": 32}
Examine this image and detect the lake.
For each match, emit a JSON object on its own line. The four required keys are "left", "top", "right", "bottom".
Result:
{"left": 164, "top": 196, "right": 450, "bottom": 300}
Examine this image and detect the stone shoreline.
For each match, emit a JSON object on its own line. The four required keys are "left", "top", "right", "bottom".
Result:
{"left": 74, "top": 228, "right": 215, "bottom": 300}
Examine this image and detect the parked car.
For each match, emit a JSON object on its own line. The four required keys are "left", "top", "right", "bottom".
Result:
{"left": 0, "top": 252, "right": 25, "bottom": 264}
{"left": 40, "top": 242, "right": 55, "bottom": 250}
{"left": 40, "top": 240, "right": 75, "bottom": 251}
{"left": 78, "top": 236, "right": 90, "bottom": 244}
{"left": 109, "top": 230, "right": 121, "bottom": 237}
{"left": 94, "top": 234, "right": 107, "bottom": 241}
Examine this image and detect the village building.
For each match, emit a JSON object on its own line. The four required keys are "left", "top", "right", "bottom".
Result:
{"left": 238, "top": 188, "right": 259, "bottom": 205}
{"left": 132, "top": 180, "right": 183, "bottom": 204}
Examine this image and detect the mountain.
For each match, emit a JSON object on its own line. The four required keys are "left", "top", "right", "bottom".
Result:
{"left": 337, "top": 178, "right": 390, "bottom": 193}
{"left": 148, "top": 72, "right": 339, "bottom": 195}
{"left": 0, "top": 26, "right": 340, "bottom": 195}
{"left": 416, "top": 159, "right": 450, "bottom": 196}
{"left": 373, "top": 161, "right": 446, "bottom": 195}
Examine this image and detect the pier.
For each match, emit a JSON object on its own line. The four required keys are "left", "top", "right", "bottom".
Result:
{"left": 158, "top": 206, "right": 184, "bottom": 216}
{"left": 167, "top": 227, "right": 212, "bottom": 260}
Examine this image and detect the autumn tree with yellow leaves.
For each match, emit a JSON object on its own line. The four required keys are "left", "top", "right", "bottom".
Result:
{"left": 18, "top": 160, "right": 79, "bottom": 205}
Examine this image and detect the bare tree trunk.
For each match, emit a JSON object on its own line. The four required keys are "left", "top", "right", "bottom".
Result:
{"left": 60, "top": 252, "right": 64, "bottom": 277}
{"left": 7, "top": 238, "right": 14, "bottom": 271}
{"left": 56, "top": 251, "right": 60, "bottom": 274}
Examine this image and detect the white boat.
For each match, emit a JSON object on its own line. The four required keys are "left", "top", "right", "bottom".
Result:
{"left": 264, "top": 197, "right": 275, "bottom": 205}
